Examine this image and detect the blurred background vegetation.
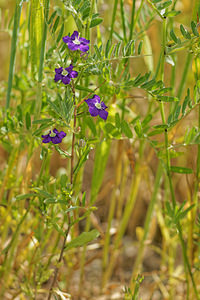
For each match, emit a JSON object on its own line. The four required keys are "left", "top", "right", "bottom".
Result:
{"left": 0, "top": 0, "right": 200, "bottom": 299}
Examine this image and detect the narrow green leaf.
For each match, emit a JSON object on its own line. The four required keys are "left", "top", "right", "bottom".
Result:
{"left": 56, "top": 24, "right": 64, "bottom": 43}
{"left": 32, "top": 118, "right": 52, "bottom": 124}
{"left": 141, "top": 114, "right": 152, "bottom": 127}
{"left": 148, "top": 128, "right": 164, "bottom": 136}
{"left": 90, "top": 17, "right": 103, "bottom": 28}
{"left": 114, "top": 41, "right": 122, "bottom": 57}
{"left": 121, "top": 120, "right": 133, "bottom": 138}
{"left": 73, "top": 146, "right": 91, "bottom": 178}
{"left": 141, "top": 79, "right": 156, "bottom": 90}
{"left": 170, "top": 166, "right": 193, "bottom": 174}
{"left": 48, "top": 11, "right": 57, "bottom": 25}
{"left": 138, "top": 41, "right": 143, "bottom": 55}
{"left": 30, "top": 0, "right": 44, "bottom": 76}
{"left": 104, "top": 123, "right": 116, "bottom": 135}
{"left": 164, "top": 10, "right": 180, "bottom": 17}
{"left": 52, "top": 16, "right": 60, "bottom": 34}
{"left": 157, "top": 95, "right": 178, "bottom": 102}
{"left": 182, "top": 89, "right": 190, "bottom": 115}
{"left": 170, "top": 29, "right": 178, "bottom": 43}
{"left": 65, "top": 229, "right": 100, "bottom": 250}
{"left": 115, "top": 112, "right": 121, "bottom": 128}
{"left": 6, "top": 0, "right": 22, "bottom": 109}
{"left": 180, "top": 24, "right": 191, "bottom": 39}
{"left": 174, "top": 104, "right": 181, "bottom": 120}
{"left": 34, "top": 188, "right": 53, "bottom": 198}
{"left": 76, "top": 85, "right": 93, "bottom": 92}
{"left": 94, "top": 45, "right": 102, "bottom": 59}
{"left": 16, "top": 193, "right": 36, "bottom": 200}
{"left": 191, "top": 21, "right": 199, "bottom": 37}
{"left": 82, "top": 192, "right": 86, "bottom": 206}
{"left": 25, "top": 112, "right": 31, "bottom": 130}
{"left": 105, "top": 39, "right": 111, "bottom": 58}
{"left": 134, "top": 120, "right": 143, "bottom": 138}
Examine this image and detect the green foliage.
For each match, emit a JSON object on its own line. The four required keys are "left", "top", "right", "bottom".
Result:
{"left": 65, "top": 229, "right": 99, "bottom": 250}
{"left": 1, "top": 0, "right": 200, "bottom": 298}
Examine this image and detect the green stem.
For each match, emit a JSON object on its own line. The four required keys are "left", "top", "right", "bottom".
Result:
{"left": 38, "top": 0, "right": 50, "bottom": 83}
{"left": 159, "top": 17, "right": 199, "bottom": 299}
{"left": 36, "top": 149, "right": 48, "bottom": 186}
{"left": 120, "top": 0, "right": 127, "bottom": 42}
{"left": 176, "top": 53, "right": 193, "bottom": 100}
{"left": 129, "top": 0, "right": 136, "bottom": 40}
{"left": 6, "top": 0, "right": 22, "bottom": 110}
{"left": 109, "top": 0, "right": 118, "bottom": 42}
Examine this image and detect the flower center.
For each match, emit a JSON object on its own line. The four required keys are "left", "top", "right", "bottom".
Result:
{"left": 95, "top": 102, "right": 102, "bottom": 109}
{"left": 73, "top": 37, "right": 81, "bottom": 45}
{"left": 63, "top": 70, "right": 69, "bottom": 76}
{"left": 50, "top": 132, "right": 56, "bottom": 137}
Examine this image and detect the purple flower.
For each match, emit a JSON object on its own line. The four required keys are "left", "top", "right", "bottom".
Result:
{"left": 63, "top": 31, "right": 90, "bottom": 52}
{"left": 42, "top": 128, "right": 66, "bottom": 144}
{"left": 54, "top": 64, "right": 78, "bottom": 85}
{"left": 85, "top": 95, "right": 108, "bottom": 120}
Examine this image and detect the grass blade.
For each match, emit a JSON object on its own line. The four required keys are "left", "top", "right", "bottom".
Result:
{"left": 6, "top": 0, "right": 22, "bottom": 110}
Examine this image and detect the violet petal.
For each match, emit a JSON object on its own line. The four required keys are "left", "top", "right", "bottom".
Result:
{"left": 100, "top": 101, "right": 108, "bottom": 109}
{"left": 57, "top": 131, "right": 66, "bottom": 138}
{"left": 79, "top": 37, "right": 90, "bottom": 44}
{"left": 99, "top": 110, "right": 108, "bottom": 120}
{"left": 93, "top": 95, "right": 101, "bottom": 103}
{"left": 85, "top": 98, "right": 96, "bottom": 107}
{"left": 70, "top": 71, "right": 78, "bottom": 78}
{"left": 89, "top": 106, "right": 99, "bottom": 117}
{"left": 62, "top": 75, "right": 71, "bottom": 85}
{"left": 55, "top": 67, "right": 63, "bottom": 74}
{"left": 63, "top": 36, "right": 71, "bottom": 43}
{"left": 42, "top": 136, "right": 51, "bottom": 143}
{"left": 67, "top": 42, "right": 80, "bottom": 51}
{"left": 51, "top": 136, "right": 62, "bottom": 144}
{"left": 65, "top": 65, "right": 74, "bottom": 73}
{"left": 54, "top": 74, "right": 63, "bottom": 82}
{"left": 71, "top": 31, "right": 79, "bottom": 40}
{"left": 79, "top": 44, "right": 89, "bottom": 52}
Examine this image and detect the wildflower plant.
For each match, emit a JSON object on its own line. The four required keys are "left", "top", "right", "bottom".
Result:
{"left": 1, "top": 0, "right": 200, "bottom": 299}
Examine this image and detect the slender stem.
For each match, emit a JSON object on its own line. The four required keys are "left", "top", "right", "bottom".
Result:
{"left": 47, "top": 81, "right": 76, "bottom": 299}
{"left": 159, "top": 17, "right": 199, "bottom": 299}
{"left": 38, "top": 0, "right": 50, "bottom": 83}
{"left": 6, "top": 0, "right": 22, "bottom": 110}
{"left": 120, "top": 0, "right": 127, "bottom": 42}
{"left": 70, "top": 81, "right": 76, "bottom": 185}
{"left": 47, "top": 215, "right": 71, "bottom": 300}
{"left": 146, "top": 0, "right": 165, "bottom": 20}
{"left": 36, "top": 149, "right": 48, "bottom": 186}
{"left": 109, "top": 0, "right": 118, "bottom": 42}
{"left": 129, "top": 0, "right": 136, "bottom": 41}
{"left": 176, "top": 53, "right": 193, "bottom": 100}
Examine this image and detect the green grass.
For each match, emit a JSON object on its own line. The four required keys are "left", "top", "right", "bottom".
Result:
{"left": 0, "top": 0, "right": 200, "bottom": 299}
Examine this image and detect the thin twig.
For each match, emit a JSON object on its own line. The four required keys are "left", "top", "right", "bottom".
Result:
{"left": 47, "top": 215, "right": 71, "bottom": 300}
{"left": 46, "top": 81, "right": 76, "bottom": 300}
{"left": 71, "top": 80, "right": 77, "bottom": 184}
